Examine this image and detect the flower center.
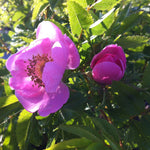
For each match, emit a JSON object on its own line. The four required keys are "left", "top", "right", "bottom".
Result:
{"left": 25, "top": 54, "right": 53, "bottom": 87}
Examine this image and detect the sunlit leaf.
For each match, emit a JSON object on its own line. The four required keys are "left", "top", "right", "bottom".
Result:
{"left": 0, "top": 95, "right": 18, "bottom": 109}
{"left": 92, "top": 0, "right": 121, "bottom": 11}
{"left": 32, "top": 0, "right": 49, "bottom": 23}
{"left": 90, "top": 8, "right": 115, "bottom": 35}
{"left": 67, "top": 0, "right": 93, "bottom": 36}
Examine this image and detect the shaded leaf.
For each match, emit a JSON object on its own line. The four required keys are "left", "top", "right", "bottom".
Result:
{"left": 113, "top": 11, "right": 143, "bottom": 35}
{"left": 46, "top": 138, "right": 92, "bottom": 150}
{"left": 3, "top": 118, "right": 19, "bottom": 150}
{"left": 92, "top": 118, "right": 121, "bottom": 150}
{"left": 143, "top": 62, "right": 150, "bottom": 88}
{"left": 30, "top": 116, "right": 42, "bottom": 146}
{"left": 60, "top": 125, "right": 101, "bottom": 142}
{"left": 16, "top": 109, "right": 32, "bottom": 150}
{"left": 0, "top": 102, "right": 22, "bottom": 124}
{"left": 86, "top": 142, "right": 110, "bottom": 150}
{"left": 117, "top": 35, "right": 149, "bottom": 49}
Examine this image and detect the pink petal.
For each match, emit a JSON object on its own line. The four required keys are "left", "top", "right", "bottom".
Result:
{"left": 51, "top": 41, "right": 68, "bottom": 69}
{"left": 15, "top": 88, "right": 45, "bottom": 113}
{"left": 38, "top": 82, "right": 69, "bottom": 117}
{"left": 6, "top": 47, "right": 26, "bottom": 72}
{"left": 17, "top": 38, "right": 52, "bottom": 61}
{"left": 8, "top": 59, "right": 30, "bottom": 90}
{"left": 63, "top": 34, "right": 80, "bottom": 69}
{"left": 91, "top": 44, "right": 126, "bottom": 69}
{"left": 6, "top": 38, "right": 52, "bottom": 72}
{"left": 42, "top": 61, "right": 65, "bottom": 93}
{"left": 36, "top": 21, "right": 63, "bottom": 43}
{"left": 92, "top": 62, "right": 124, "bottom": 85}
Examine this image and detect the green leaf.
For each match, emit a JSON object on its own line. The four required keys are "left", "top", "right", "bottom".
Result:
{"left": 46, "top": 138, "right": 92, "bottom": 150}
{"left": 69, "top": 0, "right": 88, "bottom": 8}
{"left": 3, "top": 118, "right": 19, "bottom": 150}
{"left": 86, "top": 0, "right": 95, "bottom": 5}
{"left": 113, "top": 11, "right": 143, "bottom": 35}
{"left": 30, "top": 116, "right": 42, "bottom": 146}
{"left": 12, "top": 11, "right": 25, "bottom": 22}
{"left": 92, "top": 0, "right": 121, "bottom": 11}
{"left": 49, "top": 0, "right": 63, "bottom": 9}
{"left": 60, "top": 125, "right": 101, "bottom": 142}
{"left": 0, "top": 102, "right": 22, "bottom": 124}
{"left": 67, "top": 0, "right": 93, "bottom": 36}
{"left": 117, "top": 35, "right": 149, "bottom": 49}
{"left": 110, "top": 81, "right": 145, "bottom": 122}
{"left": 116, "top": 2, "right": 131, "bottom": 22}
{"left": 4, "top": 80, "right": 12, "bottom": 96}
{"left": 3, "top": 120, "right": 12, "bottom": 149}
{"left": 86, "top": 142, "right": 110, "bottom": 150}
{"left": 90, "top": 8, "right": 115, "bottom": 35}
{"left": 0, "top": 95, "right": 18, "bottom": 109}
{"left": 32, "top": 0, "right": 49, "bottom": 23}
{"left": 92, "top": 118, "right": 121, "bottom": 150}
{"left": 143, "top": 45, "right": 150, "bottom": 56}
{"left": 18, "top": 36, "right": 33, "bottom": 43}
{"left": 16, "top": 109, "right": 32, "bottom": 150}
{"left": 143, "top": 62, "right": 150, "bottom": 88}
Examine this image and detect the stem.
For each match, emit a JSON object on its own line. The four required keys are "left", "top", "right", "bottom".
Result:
{"left": 101, "top": 87, "right": 106, "bottom": 107}
{"left": 59, "top": 110, "right": 65, "bottom": 121}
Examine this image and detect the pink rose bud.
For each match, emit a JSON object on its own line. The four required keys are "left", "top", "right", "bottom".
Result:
{"left": 6, "top": 21, "right": 80, "bottom": 117}
{"left": 90, "top": 44, "right": 126, "bottom": 85}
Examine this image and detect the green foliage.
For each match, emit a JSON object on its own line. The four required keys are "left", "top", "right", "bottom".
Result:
{"left": 117, "top": 35, "right": 149, "bottom": 49}
{"left": 67, "top": 0, "right": 93, "bottom": 36}
{"left": 143, "top": 62, "right": 150, "bottom": 88}
{"left": 90, "top": 8, "right": 115, "bottom": 35}
{"left": 60, "top": 125, "right": 101, "bottom": 142}
{"left": 16, "top": 109, "right": 32, "bottom": 149}
{"left": 0, "top": 0, "right": 150, "bottom": 149}
{"left": 46, "top": 138, "right": 92, "bottom": 150}
{"left": 92, "top": 0, "right": 122, "bottom": 11}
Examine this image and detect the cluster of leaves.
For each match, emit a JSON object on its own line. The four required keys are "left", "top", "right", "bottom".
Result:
{"left": 0, "top": 0, "right": 150, "bottom": 149}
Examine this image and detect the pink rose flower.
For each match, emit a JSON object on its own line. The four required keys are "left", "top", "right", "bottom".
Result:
{"left": 90, "top": 44, "right": 126, "bottom": 85}
{"left": 6, "top": 21, "right": 80, "bottom": 117}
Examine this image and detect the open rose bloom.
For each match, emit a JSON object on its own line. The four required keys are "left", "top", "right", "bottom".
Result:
{"left": 6, "top": 21, "right": 80, "bottom": 117}
{"left": 90, "top": 44, "right": 126, "bottom": 85}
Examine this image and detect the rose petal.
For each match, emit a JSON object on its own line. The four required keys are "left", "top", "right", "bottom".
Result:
{"left": 17, "top": 38, "right": 52, "bottom": 61}
{"left": 51, "top": 41, "right": 68, "bottom": 69}
{"left": 6, "top": 47, "right": 25, "bottom": 72}
{"left": 15, "top": 88, "right": 45, "bottom": 113}
{"left": 42, "top": 61, "right": 65, "bottom": 93}
{"left": 91, "top": 44, "right": 126, "bottom": 69}
{"left": 36, "top": 21, "right": 63, "bottom": 43}
{"left": 6, "top": 38, "right": 52, "bottom": 73}
{"left": 92, "top": 62, "right": 124, "bottom": 85}
{"left": 38, "top": 82, "right": 69, "bottom": 117}
{"left": 63, "top": 34, "right": 80, "bottom": 69}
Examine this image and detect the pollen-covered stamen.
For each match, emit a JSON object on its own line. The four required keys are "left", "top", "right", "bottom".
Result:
{"left": 25, "top": 54, "right": 53, "bottom": 87}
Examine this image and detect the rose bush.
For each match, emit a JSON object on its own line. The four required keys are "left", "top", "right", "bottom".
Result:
{"left": 90, "top": 44, "right": 126, "bottom": 85}
{"left": 6, "top": 21, "right": 80, "bottom": 117}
